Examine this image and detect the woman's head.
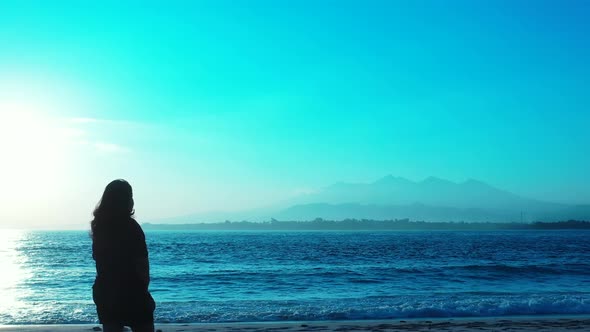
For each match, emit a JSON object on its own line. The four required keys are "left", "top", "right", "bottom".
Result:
{"left": 91, "top": 179, "right": 135, "bottom": 235}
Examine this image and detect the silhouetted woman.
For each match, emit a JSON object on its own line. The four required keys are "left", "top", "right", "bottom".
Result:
{"left": 91, "top": 179, "right": 155, "bottom": 332}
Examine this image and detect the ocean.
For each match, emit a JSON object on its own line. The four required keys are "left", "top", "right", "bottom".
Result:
{"left": 0, "top": 230, "right": 589, "bottom": 324}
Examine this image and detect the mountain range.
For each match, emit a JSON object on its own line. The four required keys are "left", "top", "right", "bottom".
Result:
{"left": 153, "top": 176, "right": 590, "bottom": 223}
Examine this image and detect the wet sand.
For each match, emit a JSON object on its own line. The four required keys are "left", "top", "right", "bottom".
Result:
{"left": 2, "top": 316, "right": 590, "bottom": 331}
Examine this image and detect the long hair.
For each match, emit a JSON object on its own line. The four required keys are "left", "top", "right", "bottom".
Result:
{"left": 91, "top": 179, "right": 135, "bottom": 239}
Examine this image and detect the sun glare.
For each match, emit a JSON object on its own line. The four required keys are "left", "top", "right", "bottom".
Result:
{"left": 0, "top": 97, "right": 71, "bottom": 211}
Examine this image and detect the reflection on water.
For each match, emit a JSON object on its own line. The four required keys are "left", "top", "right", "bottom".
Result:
{"left": 0, "top": 230, "right": 31, "bottom": 311}
{"left": 0, "top": 231, "right": 96, "bottom": 324}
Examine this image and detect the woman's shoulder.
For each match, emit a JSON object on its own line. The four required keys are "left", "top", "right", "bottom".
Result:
{"left": 128, "top": 218, "right": 146, "bottom": 238}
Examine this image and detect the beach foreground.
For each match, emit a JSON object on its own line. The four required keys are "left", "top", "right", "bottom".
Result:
{"left": 2, "top": 317, "right": 590, "bottom": 332}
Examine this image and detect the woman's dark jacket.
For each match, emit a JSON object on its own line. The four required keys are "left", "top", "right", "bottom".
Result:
{"left": 92, "top": 218, "right": 155, "bottom": 325}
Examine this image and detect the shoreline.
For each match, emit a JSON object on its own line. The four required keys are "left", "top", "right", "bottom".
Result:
{"left": 2, "top": 315, "right": 590, "bottom": 331}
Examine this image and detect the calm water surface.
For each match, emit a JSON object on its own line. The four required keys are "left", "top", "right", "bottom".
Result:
{"left": 0, "top": 230, "right": 589, "bottom": 324}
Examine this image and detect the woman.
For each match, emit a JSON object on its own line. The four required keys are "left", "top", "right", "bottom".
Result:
{"left": 91, "top": 179, "right": 155, "bottom": 332}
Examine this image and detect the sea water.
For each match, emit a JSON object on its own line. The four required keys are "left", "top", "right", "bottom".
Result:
{"left": 0, "top": 230, "right": 589, "bottom": 324}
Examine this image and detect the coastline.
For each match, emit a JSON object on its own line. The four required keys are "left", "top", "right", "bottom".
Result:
{"left": 2, "top": 315, "right": 590, "bottom": 331}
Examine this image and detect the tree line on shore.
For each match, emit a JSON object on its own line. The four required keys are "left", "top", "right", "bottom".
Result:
{"left": 142, "top": 218, "right": 590, "bottom": 231}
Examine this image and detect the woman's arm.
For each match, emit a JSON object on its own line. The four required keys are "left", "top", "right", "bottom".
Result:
{"left": 136, "top": 256, "right": 150, "bottom": 287}
{"left": 131, "top": 221, "right": 150, "bottom": 287}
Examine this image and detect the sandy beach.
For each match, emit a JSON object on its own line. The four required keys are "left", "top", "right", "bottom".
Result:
{"left": 2, "top": 316, "right": 590, "bottom": 332}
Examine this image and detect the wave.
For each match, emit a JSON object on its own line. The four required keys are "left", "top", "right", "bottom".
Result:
{"left": 152, "top": 263, "right": 590, "bottom": 285}
{"left": 376, "top": 263, "right": 590, "bottom": 277}
{"left": 2, "top": 294, "right": 590, "bottom": 324}
{"left": 455, "top": 264, "right": 587, "bottom": 275}
{"left": 154, "top": 295, "right": 590, "bottom": 323}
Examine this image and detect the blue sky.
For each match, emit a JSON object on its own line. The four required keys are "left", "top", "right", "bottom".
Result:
{"left": 0, "top": 1, "right": 589, "bottom": 227}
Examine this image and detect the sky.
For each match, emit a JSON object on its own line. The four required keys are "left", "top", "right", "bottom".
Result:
{"left": 0, "top": 0, "right": 589, "bottom": 228}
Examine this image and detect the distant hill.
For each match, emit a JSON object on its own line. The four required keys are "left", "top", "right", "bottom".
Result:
{"left": 149, "top": 176, "right": 590, "bottom": 223}
{"left": 289, "top": 176, "right": 563, "bottom": 211}
{"left": 276, "top": 176, "right": 589, "bottom": 222}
